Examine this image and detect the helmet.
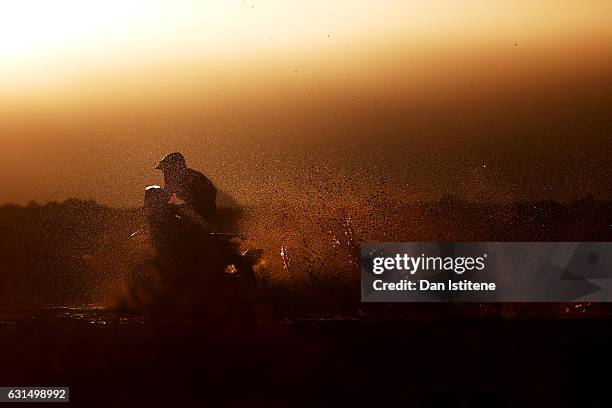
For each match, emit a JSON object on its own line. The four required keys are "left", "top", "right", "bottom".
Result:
{"left": 155, "top": 152, "right": 186, "bottom": 170}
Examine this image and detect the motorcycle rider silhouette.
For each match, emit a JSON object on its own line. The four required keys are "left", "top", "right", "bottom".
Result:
{"left": 155, "top": 152, "right": 217, "bottom": 229}
{"left": 125, "top": 153, "right": 258, "bottom": 315}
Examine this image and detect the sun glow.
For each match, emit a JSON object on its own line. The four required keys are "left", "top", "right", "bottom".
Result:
{"left": 0, "top": 1, "right": 610, "bottom": 106}
{"left": 0, "top": 1, "right": 143, "bottom": 60}
{"left": 0, "top": 0, "right": 409, "bottom": 102}
{"left": 0, "top": 1, "right": 248, "bottom": 80}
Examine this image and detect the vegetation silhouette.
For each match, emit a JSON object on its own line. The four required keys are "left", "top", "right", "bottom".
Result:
{"left": 1, "top": 195, "right": 611, "bottom": 317}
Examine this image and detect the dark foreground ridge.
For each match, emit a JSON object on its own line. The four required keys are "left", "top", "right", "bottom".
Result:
{"left": 0, "top": 308, "right": 611, "bottom": 407}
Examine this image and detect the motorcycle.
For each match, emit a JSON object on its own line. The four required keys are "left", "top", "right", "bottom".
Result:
{"left": 125, "top": 185, "right": 261, "bottom": 315}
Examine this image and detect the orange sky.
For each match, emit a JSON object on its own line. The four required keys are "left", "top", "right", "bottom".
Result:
{"left": 1, "top": 1, "right": 611, "bottom": 206}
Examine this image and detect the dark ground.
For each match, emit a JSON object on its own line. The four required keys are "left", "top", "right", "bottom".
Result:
{"left": 1, "top": 308, "right": 611, "bottom": 407}
{"left": 1, "top": 198, "right": 611, "bottom": 406}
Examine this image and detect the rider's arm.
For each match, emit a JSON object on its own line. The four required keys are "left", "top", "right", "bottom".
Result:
{"left": 176, "top": 204, "right": 214, "bottom": 232}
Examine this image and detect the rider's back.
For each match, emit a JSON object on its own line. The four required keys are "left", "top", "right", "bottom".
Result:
{"left": 169, "top": 168, "right": 217, "bottom": 223}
